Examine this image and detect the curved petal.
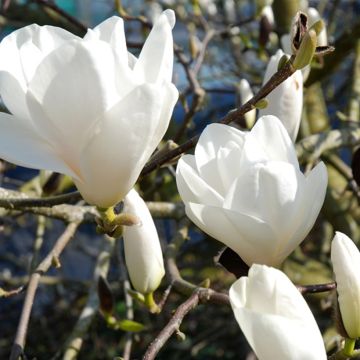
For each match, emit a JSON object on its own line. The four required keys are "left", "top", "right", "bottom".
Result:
{"left": 76, "top": 83, "right": 164, "bottom": 207}
{"left": 195, "top": 123, "right": 245, "bottom": 169}
{"left": 176, "top": 155, "right": 223, "bottom": 206}
{"left": 331, "top": 232, "right": 360, "bottom": 339}
{"left": 230, "top": 266, "right": 327, "bottom": 360}
{"left": 84, "top": 16, "right": 137, "bottom": 91}
{"left": 84, "top": 16, "right": 128, "bottom": 66}
{"left": 281, "top": 161, "right": 327, "bottom": 258}
{"left": 251, "top": 115, "right": 299, "bottom": 168}
{"left": 224, "top": 161, "right": 308, "bottom": 265}
{"left": 27, "top": 39, "right": 120, "bottom": 154}
{"left": 258, "top": 52, "right": 303, "bottom": 142}
{"left": 256, "top": 162, "right": 303, "bottom": 236}
{"left": 217, "top": 142, "right": 246, "bottom": 191}
{"left": 142, "top": 82, "right": 178, "bottom": 162}
{"left": 238, "top": 79, "right": 256, "bottom": 128}
{"left": 195, "top": 123, "right": 245, "bottom": 194}
{"left": 0, "top": 112, "right": 77, "bottom": 178}
{"left": 0, "top": 72, "right": 30, "bottom": 120}
{"left": 0, "top": 24, "right": 76, "bottom": 118}
{"left": 186, "top": 202, "right": 278, "bottom": 266}
{"left": 134, "top": 9, "right": 175, "bottom": 83}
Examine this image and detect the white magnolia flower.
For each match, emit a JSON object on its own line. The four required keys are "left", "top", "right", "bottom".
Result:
{"left": 0, "top": 10, "right": 178, "bottom": 207}
{"left": 123, "top": 189, "right": 165, "bottom": 295}
{"left": 176, "top": 116, "right": 327, "bottom": 267}
{"left": 258, "top": 49, "right": 303, "bottom": 142}
{"left": 230, "top": 264, "right": 327, "bottom": 360}
{"left": 331, "top": 232, "right": 360, "bottom": 339}
{"left": 238, "top": 79, "right": 256, "bottom": 128}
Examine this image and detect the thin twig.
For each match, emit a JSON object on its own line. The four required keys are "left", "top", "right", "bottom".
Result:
{"left": 0, "top": 187, "right": 185, "bottom": 220}
{"left": 0, "top": 190, "right": 81, "bottom": 208}
{"left": 61, "top": 236, "right": 116, "bottom": 360}
{"left": 297, "top": 282, "right": 336, "bottom": 295}
{"left": 31, "top": 0, "right": 87, "bottom": 33}
{"left": 10, "top": 222, "right": 80, "bottom": 360}
{"left": 142, "top": 58, "right": 297, "bottom": 175}
{"left": 143, "top": 287, "right": 229, "bottom": 360}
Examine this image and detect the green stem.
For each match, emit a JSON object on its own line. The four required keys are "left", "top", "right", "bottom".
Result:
{"left": 144, "top": 292, "right": 160, "bottom": 314}
{"left": 343, "top": 338, "right": 356, "bottom": 357}
{"left": 98, "top": 206, "right": 116, "bottom": 224}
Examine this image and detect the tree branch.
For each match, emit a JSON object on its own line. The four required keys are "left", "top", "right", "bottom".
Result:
{"left": 10, "top": 222, "right": 80, "bottom": 360}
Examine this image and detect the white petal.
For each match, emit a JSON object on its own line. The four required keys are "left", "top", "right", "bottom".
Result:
{"left": 196, "top": 123, "right": 245, "bottom": 168}
{"left": 186, "top": 202, "right": 278, "bottom": 266}
{"left": 307, "top": 8, "right": 327, "bottom": 47}
{"left": 230, "top": 265, "right": 327, "bottom": 360}
{"left": 238, "top": 79, "right": 256, "bottom": 128}
{"left": 176, "top": 155, "right": 223, "bottom": 206}
{"left": 217, "top": 141, "right": 250, "bottom": 191}
{"left": 76, "top": 83, "right": 165, "bottom": 207}
{"left": 331, "top": 232, "right": 360, "bottom": 339}
{"left": 144, "top": 82, "right": 178, "bottom": 159}
{"left": 27, "top": 39, "right": 119, "bottom": 158}
{"left": 258, "top": 50, "right": 303, "bottom": 142}
{"left": 195, "top": 123, "right": 245, "bottom": 194}
{"left": 123, "top": 189, "right": 165, "bottom": 294}
{"left": 250, "top": 115, "right": 299, "bottom": 167}
{"left": 0, "top": 112, "right": 76, "bottom": 178}
{"left": 0, "top": 72, "right": 30, "bottom": 120}
{"left": 134, "top": 10, "right": 175, "bottom": 83}
{"left": 256, "top": 162, "right": 303, "bottom": 236}
{"left": 0, "top": 24, "right": 76, "bottom": 118}
{"left": 84, "top": 16, "right": 128, "bottom": 66}
{"left": 282, "top": 162, "right": 327, "bottom": 258}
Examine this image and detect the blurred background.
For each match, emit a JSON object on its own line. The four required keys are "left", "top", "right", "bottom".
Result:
{"left": 1, "top": 0, "right": 360, "bottom": 359}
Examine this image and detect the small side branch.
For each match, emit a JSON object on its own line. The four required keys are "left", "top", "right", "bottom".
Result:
{"left": 10, "top": 222, "right": 80, "bottom": 360}
{"left": 143, "top": 287, "right": 228, "bottom": 360}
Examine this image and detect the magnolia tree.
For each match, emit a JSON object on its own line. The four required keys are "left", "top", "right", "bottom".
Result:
{"left": 0, "top": 0, "right": 360, "bottom": 359}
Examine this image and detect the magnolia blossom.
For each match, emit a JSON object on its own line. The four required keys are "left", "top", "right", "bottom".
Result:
{"left": 258, "top": 49, "right": 303, "bottom": 141}
{"left": 176, "top": 116, "right": 327, "bottom": 267}
{"left": 230, "top": 265, "right": 327, "bottom": 360}
{"left": 123, "top": 189, "right": 165, "bottom": 294}
{"left": 0, "top": 10, "right": 178, "bottom": 207}
{"left": 331, "top": 232, "right": 360, "bottom": 339}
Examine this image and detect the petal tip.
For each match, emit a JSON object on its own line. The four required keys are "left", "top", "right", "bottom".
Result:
{"left": 162, "top": 9, "right": 176, "bottom": 29}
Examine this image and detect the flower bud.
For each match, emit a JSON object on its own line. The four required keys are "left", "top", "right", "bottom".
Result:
{"left": 292, "top": 29, "right": 317, "bottom": 70}
{"left": 123, "top": 189, "right": 165, "bottom": 295}
{"left": 331, "top": 232, "right": 360, "bottom": 339}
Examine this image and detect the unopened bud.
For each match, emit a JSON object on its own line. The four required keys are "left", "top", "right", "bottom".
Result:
{"left": 292, "top": 29, "right": 317, "bottom": 70}
{"left": 254, "top": 98, "right": 268, "bottom": 109}
{"left": 52, "top": 255, "right": 61, "bottom": 268}
{"left": 277, "top": 54, "right": 290, "bottom": 71}
{"left": 176, "top": 329, "right": 186, "bottom": 341}
{"left": 113, "top": 213, "right": 141, "bottom": 227}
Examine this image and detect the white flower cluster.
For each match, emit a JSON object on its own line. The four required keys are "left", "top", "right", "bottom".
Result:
{"left": 0, "top": 5, "right": 358, "bottom": 360}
